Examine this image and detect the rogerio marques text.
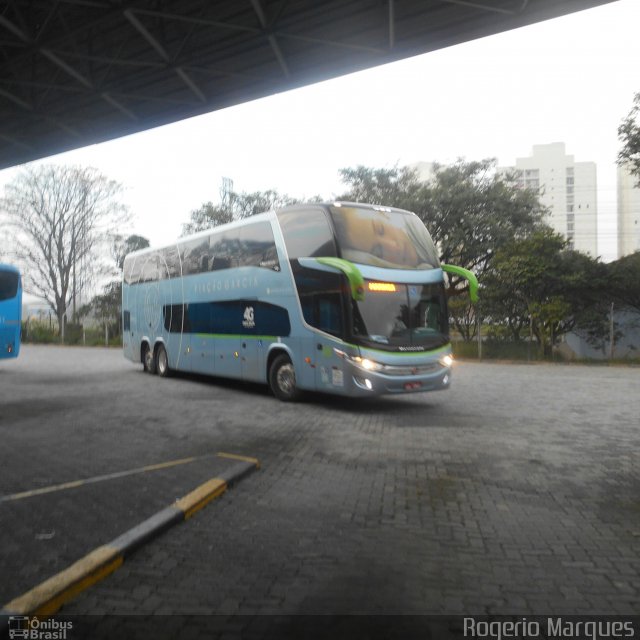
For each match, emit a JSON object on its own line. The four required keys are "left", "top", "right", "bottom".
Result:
{"left": 464, "top": 617, "right": 635, "bottom": 640}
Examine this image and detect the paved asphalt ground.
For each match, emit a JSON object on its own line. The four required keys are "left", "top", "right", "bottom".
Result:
{"left": 0, "top": 345, "right": 638, "bottom": 622}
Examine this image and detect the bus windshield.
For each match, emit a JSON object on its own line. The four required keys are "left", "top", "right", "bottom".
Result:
{"left": 352, "top": 281, "right": 449, "bottom": 351}
{"left": 0, "top": 270, "right": 19, "bottom": 301}
{"left": 329, "top": 205, "right": 440, "bottom": 269}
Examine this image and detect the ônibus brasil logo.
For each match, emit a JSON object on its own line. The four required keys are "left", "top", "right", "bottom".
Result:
{"left": 7, "top": 616, "right": 73, "bottom": 639}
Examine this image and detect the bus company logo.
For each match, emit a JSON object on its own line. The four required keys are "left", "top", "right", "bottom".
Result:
{"left": 242, "top": 306, "right": 255, "bottom": 329}
{"left": 398, "top": 346, "right": 425, "bottom": 352}
{"left": 194, "top": 276, "right": 258, "bottom": 295}
{"left": 8, "top": 616, "right": 73, "bottom": 639}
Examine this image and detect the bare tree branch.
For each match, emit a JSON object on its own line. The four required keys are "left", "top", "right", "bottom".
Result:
{"left": 1, "top": 164, "right": 129, "bottom": 330}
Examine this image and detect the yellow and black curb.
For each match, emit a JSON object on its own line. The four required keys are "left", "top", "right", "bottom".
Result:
{"left": 0, "top": 453, "right": 259, "bottom": 618}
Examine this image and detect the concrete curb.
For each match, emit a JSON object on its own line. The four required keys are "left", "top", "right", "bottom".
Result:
{"left": 0, "top": 454, "right": 259, "bottom": 618}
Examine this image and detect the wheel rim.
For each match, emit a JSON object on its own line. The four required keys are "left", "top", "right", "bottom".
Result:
{"left": 144, "top": 348, "right": 153, "bottom": 370}
{"left": 158, "top": 348, "right": 167, "bottom": 374}
{"left": 276, "top": 363, "right": 295, "bottom": 395}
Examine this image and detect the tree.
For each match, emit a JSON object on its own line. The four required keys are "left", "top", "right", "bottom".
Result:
{"left": 112, "top": 234, "right": 150, "bottom": 270}
{"left": 83, "top": 234, "right": 150, "bottom": 339}
{"left": 337, "top": 165, "right": 423, "bottom": 211}
{"left": 1, "top": 164, "right": 129, "bottom": 331}
{"left": 182, "top": 189, "right": 299, "bottom": 235}
{"left": 618, "top": 91, "right": 640, "bottom": 187}
{"left": 573, "top": 303, "right": 624, "bottom": 357}
{"left": 181, "top": 202, "right": 234, "bottom": 236}
{"left": 607, "top": 250, "right": 640, "bottom": 313}
{"left": 481, "top": 229, "right": 607, "bottom": 354}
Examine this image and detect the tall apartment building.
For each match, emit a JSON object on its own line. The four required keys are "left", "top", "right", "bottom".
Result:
{"left": 617, "top": 164, "right": 640, "bottom": 258}
{"left": 499, "top": 143, "right": 598, "bottom": 257}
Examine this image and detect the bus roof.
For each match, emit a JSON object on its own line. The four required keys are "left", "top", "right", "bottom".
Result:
{"left": 122, "top": 201, "right": 421, "bottom": 261}
{"left": 124, "top": 209, "right": 275, "bottom": 260}
{"left": 0, "top": 263, "right": 20, "bottom": 274}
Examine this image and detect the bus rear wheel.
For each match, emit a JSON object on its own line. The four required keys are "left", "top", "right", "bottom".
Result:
{"left": 269, "top": 354, "right": 300, "bottom": 402}
{"left": 142, "top": 343, "right": 156, "bottom": 374}
{"left": 155, "top": 344, "right": 171, "bottom": 378}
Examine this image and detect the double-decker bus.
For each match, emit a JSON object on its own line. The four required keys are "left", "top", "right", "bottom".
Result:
{"left": 0, "top": 263, "right": 22, "bottom": 360}
{"left": 122, "top": 203, "right": 477, "bottom": 400}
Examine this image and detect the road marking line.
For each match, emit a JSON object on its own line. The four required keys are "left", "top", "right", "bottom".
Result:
{"left": 0, "top": 456, "right": 199, "bottom": 503}
{"left": 217, "top": 451, "right": 261, "bottom": 468}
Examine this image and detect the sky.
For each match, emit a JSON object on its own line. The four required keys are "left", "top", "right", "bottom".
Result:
{"left": 1, "top": 0, "right": 639, "bottom": 262}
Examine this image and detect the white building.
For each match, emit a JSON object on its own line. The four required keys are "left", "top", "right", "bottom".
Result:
{"left": 500, "top": 143, "right": 598, "bottom": 257}
{"left": 617, "top": 164, "right": 640, "bottom": 258}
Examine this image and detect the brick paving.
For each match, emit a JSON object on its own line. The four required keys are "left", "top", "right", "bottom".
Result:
{"left": 0, "top": 346, "right": 638, "bottom": 617}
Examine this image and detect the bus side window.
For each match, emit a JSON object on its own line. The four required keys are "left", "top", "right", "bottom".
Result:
{"left": 123, "top": 311, "right": 131, "bottom": 332}
{"left": 317, "top": 296, "right": 342, "bottom": 335}
{"left": 239, "top": 221, "right": 280, "bottom": 270}
{"left": 181, "top": 238, "right": 209, "bottom": 276}
{"left": 210, "top": 233, "right": 236, "bottom": 271}
{"left": 160, "top": 246, "right": 180, "bottom": 279}
{"left": 163, "top": 304, "right": 189, "bottom": 333}
{"left": 293, "top": 265, "right": 345, "bottom": 338}
{"left": 123, "top": 256, "right": 140, "bottom": 285}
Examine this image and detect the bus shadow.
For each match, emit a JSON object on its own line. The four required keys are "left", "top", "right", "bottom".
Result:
{"left": 143, "top": 369, "right": 442, "bottom": 416}
{"left": 298, "top": 388, "right": 442, "bottom": 415}
{"left": 163, "top": 369, "right": 272, "bottom": 398}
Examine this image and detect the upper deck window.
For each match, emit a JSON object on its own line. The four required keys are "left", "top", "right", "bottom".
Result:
{"left": 329, "top": 205, "right": 440, "bottom": 270}
{"left": 277, "top": 208, "right": 337, "bottom": 260}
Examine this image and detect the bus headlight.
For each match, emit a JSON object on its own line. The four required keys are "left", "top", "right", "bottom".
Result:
{"left": 439, "top": 354, "right": 454, "bottom": 367}
{"left": 357, "top": 357, "right": 381, "bottom": 371}
{"left": 334, "top": 349, "right": 384, "bottom": 372}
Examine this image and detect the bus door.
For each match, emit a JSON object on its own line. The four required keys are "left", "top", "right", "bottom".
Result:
{"left": 307, "top": 295, "right": 348, "bottom": 394}
{"left": 293, "top": 262, "right": 349, "bottom": 393}
{"left": 313, "top": 335, "right": 347, "bottom": 393}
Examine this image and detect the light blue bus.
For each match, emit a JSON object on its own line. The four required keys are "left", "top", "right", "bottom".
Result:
{"left": 122, "top": 203, "right": 477, "bottom": 400}
{"left": 0, "top": 263, "right": 22, "bottom": 360}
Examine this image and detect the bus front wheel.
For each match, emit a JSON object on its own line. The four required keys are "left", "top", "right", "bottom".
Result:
{"left": 269, "top": 354, "right": 300, "bottom": 402}
{"left": 142, "top": 343, "right": 156, "bottom": 374}
{"left": 155, "top": 344, "right": 171, "bottom": 378}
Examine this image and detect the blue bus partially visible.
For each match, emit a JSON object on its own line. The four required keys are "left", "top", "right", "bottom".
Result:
{"left": 0, "top": 263, "right": 22, "bottom": 359}
{"left": 122, "top": 202, "right": 477, "bottom": 401}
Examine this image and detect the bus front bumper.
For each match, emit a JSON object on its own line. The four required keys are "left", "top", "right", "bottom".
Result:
{"left": 345, "top": 361, "right": 452, "bottom": 396}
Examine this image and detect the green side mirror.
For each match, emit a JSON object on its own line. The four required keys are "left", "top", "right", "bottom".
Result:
{"left": 441, "top": 264, "right": 479, "bottom": 303}
{"left": 316, "top": 257, "right": 365, "bottom": 301}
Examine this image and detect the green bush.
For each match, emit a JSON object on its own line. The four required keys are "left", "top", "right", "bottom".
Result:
{"left": 22, "top": 320, "right": 57, "bottom": 344}
{"left": 21, "top": 320, "right": 122, "bottom": 347}
{"left": 64, "top": 322, "right": 83, "bottom": 345}
{"left": 81, "top": 327, "right": 122, "bottom": 347}
{"left": 451, "top": 339, "right": 559, "bottom": 361}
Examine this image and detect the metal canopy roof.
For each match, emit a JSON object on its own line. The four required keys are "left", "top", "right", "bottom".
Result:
{"left": 0, "top": 0, "right": 618, "bottom": 170}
